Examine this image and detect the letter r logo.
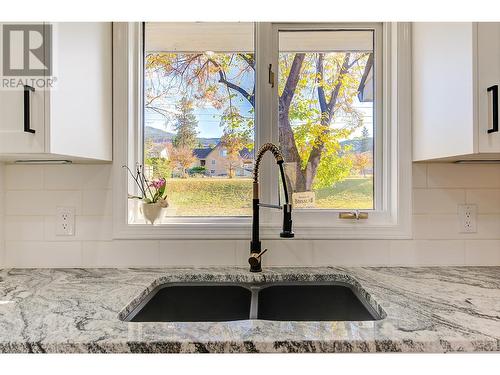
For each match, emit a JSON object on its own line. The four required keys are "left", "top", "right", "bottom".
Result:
{"left": 2, "top": 24, "right": 52, "bottom": 76}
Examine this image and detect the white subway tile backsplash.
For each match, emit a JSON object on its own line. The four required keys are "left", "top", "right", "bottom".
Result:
{"left": 427, "top": 164, "right": 500, "bottom": 188}
{"left": 413, "top": 214, "right": 459, "bottom": 239}
{"left": 4, "top": 241, "right": 82, "bottom": 267}
{"left": 5, "top": 216, "right": 44, "bottom": 241}
{"left": 44, "top": 216, "right": 113, "bottom": 241}
{"left": 261, "top": 239, "right": 314, "bottom": 267}
{"left": 389, "top": 240, "right": 465, "bottom": 265}
{"left": 43, "top": 165, "right": 113, "bottom": 191}
{"left": 388, "top": 240, "right": 418, "bottom": 265}
{"left": 43, "top": 165, "right": 87, "bottom": 190}
{"left": 412, "top": 164, "right": 427, "bottom": 188}
{"left": 159, "top": 240, "right": 237, "bottom": 266}
{"left": 413, "top": 214, "right": 500, "bottom": 240}
{"left": 466, "top": 189, "right": 500, "bottom": 214}
{"left": 416, "top": 240, "right": 465, "bottom": 265}
{"left": 234, "top": 240, "right": 250, "bottom": 266}
{"left": 476, "top": 215, "right": 500, "bottom": 239}
{"left": 5, "top": 165, "right": 43, "bottom": 190}
{"left": 5, "top": 190, "right": 82, "bottom": 215}
{"left": 82, "top": 240, "right": 159, "bottom": 267}
{"left": 80, "top": 165, "right": 113, "bottom": 190}
{"left": 82, "top": 190, "right": 112, "bottom": 216}
{"left": 1, "top": 162, "right": 500, "bottom": 267}
{"left": 413, "top": 189, "right": 465, "bottom": 214}
{"left": 465, "top": 240, "right": 500, "bottom": 265}
{"left": 312, "top": 240, "right": 390, "bottom": 266}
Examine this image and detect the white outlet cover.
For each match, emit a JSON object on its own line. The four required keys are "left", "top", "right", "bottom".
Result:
{"left": 458, "top": 204, "right": 477, "bottom": 233}
{"left": 55, "top": 206, "right": 75, "bottom": 236}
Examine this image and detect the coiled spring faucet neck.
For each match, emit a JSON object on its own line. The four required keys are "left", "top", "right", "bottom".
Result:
{"left": 253, "top": 143, "right": 284, "bottom": 183}
{"left": 249, "top": 143, "right": 294, "bottom": 273}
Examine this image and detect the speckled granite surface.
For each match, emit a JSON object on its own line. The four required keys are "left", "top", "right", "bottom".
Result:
{"left": 0, "top": 267, "right": 499, "bottom": 353}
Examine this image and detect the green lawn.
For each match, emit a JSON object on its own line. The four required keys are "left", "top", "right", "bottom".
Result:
{"left": 165, "top": 178, "right": 253, "bottom": 216}
{"left": 164, "top": 176, "right": 373, "bottom": 216}
{"left": 314, "top": 176, "right": 374, "bottom": 210}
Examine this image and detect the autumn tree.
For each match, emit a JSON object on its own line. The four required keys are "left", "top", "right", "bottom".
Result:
{"left": 169, "top": 145, "right": 196, "bottom": 178}
{"left": 172, "top": 96, "right": 198, "bottom": 149}
{"left": 220, "top": 132, "right": 248, "bottom": 178}
{"left": 352, "top": 152, "right": 372, "bottom": 177}
{"left": 146, "top": 50, "right": 371, "bottom": 191}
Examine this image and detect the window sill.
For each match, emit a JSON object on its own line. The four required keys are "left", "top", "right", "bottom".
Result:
{"left": 113, "top": 216, "right": 412, "bottom": 240}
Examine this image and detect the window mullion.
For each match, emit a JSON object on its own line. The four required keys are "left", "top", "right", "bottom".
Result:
{"left": 255, "top": 22, "right": 279, "bottom": 226}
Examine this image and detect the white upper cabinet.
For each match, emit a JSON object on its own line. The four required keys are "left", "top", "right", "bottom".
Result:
{"left": 412, "top": 23, "right": 500, "bottom": 161}
{"left": 0, "top": 23, "right": 112, "bottom": 162}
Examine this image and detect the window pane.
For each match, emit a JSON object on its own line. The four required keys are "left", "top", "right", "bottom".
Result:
{"left": 278, "top": 29, "right": 374, "bottom": 210}
{"left": 143, "top": 23, "right": 255, "bottom": 216}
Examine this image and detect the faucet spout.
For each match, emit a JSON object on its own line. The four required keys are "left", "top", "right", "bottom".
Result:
{"left": 249, "top": 143, "right": 294, "bottom": 272}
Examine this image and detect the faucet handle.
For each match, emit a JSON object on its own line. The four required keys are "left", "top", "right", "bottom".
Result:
{"left": 257, "top": 249, "right": 268, "bottom": 258}
{"left": 248, "top": 249, "right": 268, "bottom": 269}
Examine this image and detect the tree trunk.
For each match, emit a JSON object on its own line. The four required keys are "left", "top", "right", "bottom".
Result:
{"left": 278, "top": 54, "right": 307, "bottom": 192}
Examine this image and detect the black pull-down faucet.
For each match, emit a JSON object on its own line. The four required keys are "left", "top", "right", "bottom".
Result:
{"left": 249, "top": 143, "right": 294, "bottom": 272}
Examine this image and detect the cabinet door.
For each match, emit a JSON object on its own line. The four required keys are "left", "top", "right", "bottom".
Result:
{"left": 412, "top": 23, "right": 476, "bottom": 161}
{"left": 0, "top": 85, "right": 45, "bottom": 154}
{"left": 477, "top": 23, "right": 500, "bottom": 153}
{"left": 48, "top": 22, "right": 112, "bottom": 160}
{"left": 0, "top": 22, "right": 46, "bottom": 154}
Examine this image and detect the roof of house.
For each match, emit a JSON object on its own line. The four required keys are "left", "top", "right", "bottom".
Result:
{"left": 192, "top": 144, "right": 255, "bottom": 160}
{"left": 239, "top": 147, "right": 254, "bottom": 160}
{"left": 192, "top": 148, "right": 213, "bottom": 159}
{"left": 357, "top": 53, "right": 374, "bottom": 103}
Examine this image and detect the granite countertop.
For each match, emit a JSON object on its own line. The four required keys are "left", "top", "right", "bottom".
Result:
{"left": 0, "top": 266, "right": 499, "bottom": 353}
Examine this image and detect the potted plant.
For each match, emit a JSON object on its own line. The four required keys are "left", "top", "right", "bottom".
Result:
{"left": 124, "top": 164, "right": 169, "bottom": 224}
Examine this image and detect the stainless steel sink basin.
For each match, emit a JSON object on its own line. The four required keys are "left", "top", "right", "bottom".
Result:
{"left": 123, "top": 281, "right": 382, "bottom": 322}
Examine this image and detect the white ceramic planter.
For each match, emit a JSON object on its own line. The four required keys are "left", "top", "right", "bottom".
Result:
{"left": 141, "top": 200, "right": 168, "bottom": 224}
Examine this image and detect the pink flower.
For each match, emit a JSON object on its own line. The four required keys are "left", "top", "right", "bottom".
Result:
{"left": 149, "top": 178, "right": 166, "bottom": 189}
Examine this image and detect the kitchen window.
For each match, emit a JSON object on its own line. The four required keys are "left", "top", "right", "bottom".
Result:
{"left": 113, "top": 22, "right": 411, "bottom": 239}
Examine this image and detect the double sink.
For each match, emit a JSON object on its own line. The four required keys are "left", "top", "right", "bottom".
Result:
{"left": 123, "top": 282, "right": 383, "bottom": 322}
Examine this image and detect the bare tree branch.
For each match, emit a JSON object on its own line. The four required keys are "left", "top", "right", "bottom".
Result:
{"left": 208, "top": 58, "right": 255, "bottom": 106}
{"left": 238, "top": 53, "right": 255, "bottom": 70}
{"left": 316, "top": 53, "right": 328, "bottom": 114}
{"left": 280, "top": 53, "right": 305, "bottom": 109}
{"left": 327, "top": 53, "right": 351, "bottom": 115}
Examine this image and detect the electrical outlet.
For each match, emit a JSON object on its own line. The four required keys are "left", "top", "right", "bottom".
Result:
{"left": 55, "top": 207, "right": 75, "bottom": 236}
{"left": 458, "top": 204, "right": 477, "bottom": 233}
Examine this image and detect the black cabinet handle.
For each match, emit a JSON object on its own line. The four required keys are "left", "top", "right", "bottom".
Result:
{"left": 23, "top": 85, "right": 35, "bottom": 134}
{"left": 487, "top": 85, "right": 498, "bottom": 134}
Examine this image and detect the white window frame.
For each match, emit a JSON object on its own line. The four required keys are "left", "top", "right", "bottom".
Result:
{"left": 112, "top": 22, "right": 412, "bottom": 240}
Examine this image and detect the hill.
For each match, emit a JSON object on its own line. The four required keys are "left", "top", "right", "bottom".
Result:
{"left": 145, "top": 126, "right": 372, "bottom": 154}
{"left": 145, "top": 126, "right": 220, "bottom": 147}
{"left": 340, "top": 137, "right": 373, "bottom": 154}
{"left": 144, "top": 126, "right": 175, "bottom": 143}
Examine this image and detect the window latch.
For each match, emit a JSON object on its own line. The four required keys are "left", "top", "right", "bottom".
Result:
{"left": 268, "top": 64, "right": 275, "bottom": 88}
{"left": 338, "top": 210, "right": 368, "bottom": 220}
